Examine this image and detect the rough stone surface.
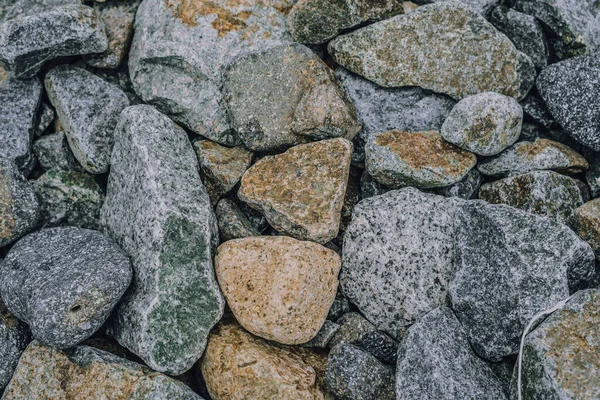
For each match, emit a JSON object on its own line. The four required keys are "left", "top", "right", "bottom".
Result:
{"left": 100, "top": 105, "right": 224, "bottom": 375}
{"left": 215, "top": 198, "right": 260, "bottom": 242}
{"left": 35, "top": 102, "right": 55, "bottom": 137}
{"left": 396, "top": 307, "right": 507, "bottom": 400}
{"left": 327, "top": 292, "right": 352, "bottom": 322}
{"left": 478, "top": 170, "right": 585, "bottom": 224}
{"left": 32, "top": 132, "right": 84, "bottom": 172}
{"left": 537, "top": 55, "right": 600, "bottom": 151}
{"left": 411, "top": 0, "right": 500, "bottom": 15}
{"left": 325, "top": 344, "right": 395, "bottom": 400}
{"left": 0, "top": 227, "right": 132, "bottom": 349}
{"left": 0, "top": 299, "right": 30, "bottom": 392}
{"left": 129, "top": 0, "right": 295, "bottom": 146}
{"left": 450, "top": 201, "right": 595, "bottom": 361}
{"left": 1, "top": 0, "right": 80, "bottom": 22}
{"left": 288, "top": 0, "right": 403, "bottom": 44}
{"left": 0, "top": 78, "right": 42, "bottom": 175}
{"left": 2, "top": 341, "right": 203, "bottom": 399}
{"left": 239, "top": 138, "right": 352, "bottom": 244}
{"left": 359, "top": 170, "right": 389, "bottom": 199}
{"left": 433, "top": 168, "right": 483, "bottom": 200}
{"left": 33, "top": 169, "right": 104, "bottom": 230}
{"left": 570, "top": 198, "right": 600, "bottom": 261}
{"left": 365, "top": 130, "right": 477, "bottom": 189}
{"left": 215, "top": 236, "right": 341, "bottom": 345}
{"left": 517, "top": 289, "right": 600, "bottom": 400}
{"left": 301, "top": 320, "right": 339, "bottom": 348}
{"left": 0, "top": 159, "right": 39, "bottom": 248}
{"left": 478, "top": 139, "right": 588, "bottom": 178}
{"left": 201, "top": 321, "right": 330, "bottom": 400}
{"left": 441, "top": 92, "right": 523, "bottom": 156}
{"left": 328, "top": 1, "right": 536, "bottom": 101}
{"left": 45, "top": 65, "right": 130, "bottom": 174}
{"left": 0, "top": 5, "right": 108, "bottom": 78}
{"left": 520, "top": 95, "right": 555, "bottom": 129}
{"left": 224, "top": 44, "right": 360, "bottom": 152}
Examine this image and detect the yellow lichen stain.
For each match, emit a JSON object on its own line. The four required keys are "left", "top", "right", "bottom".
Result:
{"left": 0, "top": 174, "right": 15, "bottom": 240}
{"left": 165, "top": 0, "right": 253, "bottom": 35}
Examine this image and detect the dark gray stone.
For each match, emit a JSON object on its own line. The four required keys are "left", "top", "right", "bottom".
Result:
{"left": 396, "top": 307, "right": 507, "bottom": 400}
{"left": 34, "top": 102, "right": 55, "bottom": 138}
{"left": 585, "top": 150, "right": 600, "bottom": 199}
{"left": 359, "top": 170, "right": 389, "bottom": 199}
{"left": 327, "top": 291, "right": 352, "bottom": 322}
{"left": 0, "top": 226, "right": 132, "bottom": 349}
{"left": 301, "top": 320, "right": 339, "bottom": 348}
{"left": 32, "top": 133, "right": 83, "bottom": 172}
{"left": 0, "top": 299, "right": 30, "bottom": 391}
{"left": 433, "top": 168, "right": 483, "bottom": 200}
{"left": 215, "top": 198, "right": 260, "bottom": 242}
{"left": 45, "top": 65, "right": 129, "bottom": 174}
{"left": 411, "top": 0, "right": 500, "bottom": 15}
{"left": 520, "top": 96, "right": 555, "bottom": 129}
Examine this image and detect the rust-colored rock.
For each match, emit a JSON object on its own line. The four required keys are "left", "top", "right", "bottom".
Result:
{"left": 570, "top": 198, "right": 600, "bottom": 261}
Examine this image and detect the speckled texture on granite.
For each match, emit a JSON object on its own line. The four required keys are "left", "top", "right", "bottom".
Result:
{"left": 45, "top": 65, "right": 129, "bottom": 174}
{"left": 0, "top": 227, "right": 132, "bottom": 349}
{"left": 33, "top": 133, "right": 84, "bottom": 172}
{"left": 520, "top": 95, "right": 555, "bottom": 129}
{"left": 0, "top": 298, "right": 30, "bottom": 391}
{"left": 34, "top": 102, "right": 55, "bottom": 137}
{"left": 301, "top": 320, "right": 340, "bottom": 348}
{"left": 433, "top": 168, "right": 483, "bottom": 200}
{"left": 411, "top": 0, "right": 500, "bottom": 15}
{"left": 100, "top": 105, "right": 224, "bottom": 375}
{"left": 328, "top": 1, "right": 536, "bottom": 101}
{"left": 570, "top": 198, "right": 600, "bottom": 260}
{"left": 215, "top": 198, "right": 260, "bottom": 242}
{"left": 1, "top": 0, "right": 80, "bottom": 22}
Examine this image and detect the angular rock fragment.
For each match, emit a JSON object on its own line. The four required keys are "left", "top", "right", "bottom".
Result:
{"left": 359, "top": 170, "right": 389, "bottom": 199}
{"left": 32, "top": 132, "right": 83, "bottom": 172}
{"left": 433, "top": 168, "right": 483, "bottom": 200}
{"left": 520, "top": 95, "right": 555, "bottom": 129}
{"left": 365, "top": 130, "right": 476, "bottom": 189}
{"left": 2, "top": 341, "right": 203, "bottom": 399}
{"left": 478, "top": 170, "right": 584, "bottom": 224}
{"left": 0, "top": 5, "right": 108, "bottom": 78}
{"left": 328, "top": 1, "right": 536, "bottom": 100}
{"left": 440, "top": 92, "right": 523, "bottom": 156}
{"left": 327, "top": 292, "right": 352, "bottom": 322}
{"left": 570, "top": 198, "right": 600, "bottom": 260}
{"left": 101, "top": 105, "right": 224, "bottom": 374}
{"left": 0, "top": 299, "right": 30, "bottom": 392}
{"left": 396, "top": 307, "right": 507, "bottom": 400}
{"left": 34, "top": 102, "right": 55, "bottom": 137}
{"left": 215, "top": 236, "right": 341, "bottom": 345}
{"left": 215, "top": 198, "right": 260, "bottom": 242}
{"left": 301, "top": 320, "right": 339, "bottom": 348}
{"left": 239, "top": 138, "right": 352, "bottom": 244}
{"left": 0, "top": 227, "right": 132, "bottom": 348}
{"left": 224, "top": 44, "right": 360, "bottom": 151}
{"left": 45, "top": 65, "right": 129, "bottom": 174}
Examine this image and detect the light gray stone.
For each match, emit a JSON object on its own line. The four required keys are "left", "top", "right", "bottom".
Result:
{"left": 411, "top": 0, "right": 500, "bottom": 15}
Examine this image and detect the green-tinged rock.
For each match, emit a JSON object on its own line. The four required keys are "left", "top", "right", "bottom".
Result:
{"left": 32, "top": 132, "right": 83, "bottom": 172}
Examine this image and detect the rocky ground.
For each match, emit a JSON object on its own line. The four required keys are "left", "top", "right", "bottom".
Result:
{"left": 0, "top": 0, "right": 599, "bottom": 399}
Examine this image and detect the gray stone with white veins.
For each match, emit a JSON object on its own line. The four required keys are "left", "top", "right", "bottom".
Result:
{"left": 536, "top": 55, "right": 600, "bottom": 152}
{"left": 0, "top": 227, "right": 132, "bottom": 349}
{"left": 100, "top": 105, "right": 224, "bottom": 375}
{"left": 450, "top": 201, "right": 595, "bottom": 361}
{"left": 0, "top": 298, "right": 30, "bottom": 392}
{"left": 441, "top": 92, "right": 523, "bottom": 156}
{"left": 0, "top": 4, "right": 108, "bottom": 78}
{"left": 396, "top": 307, "right": 507, "bottom": 400}
{"left": 45, "top": 65, "right": 129, "bottom": 174}
{"left": 32, "top": 132, "right": 83, "bottom": 172}
{"left": 0, "top": 78, "right": 42, "bottom": 175}
{"left": 129, "top": 0, "right": 295, "bottom": 146}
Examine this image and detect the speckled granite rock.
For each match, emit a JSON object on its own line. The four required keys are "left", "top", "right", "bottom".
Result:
{"left": 450, "top": 201, "right": 595, "bottom": 361}
{"left": 0, "top": 227, "right": 131, "bottom": 348}
{"left": 341, "top": 188, "right": 462, "bottom": 338}
{"left": 327, "top": 292, "right": 351, "bottom": 322}
{"left": 301, "top": 320, "right": 339, "bottom": 348}
{"left": 478, "top": 170, "right": 584, "bottom": 224}
{"left": 1, "top": 0, "right": 80, "bottom": 22}
{"left": 336, "top": 67, "right": 455, "bottom": 166}
{"left": 570, "top": 198, "right": 600, "bottom": 260}
{"left": 201, "top": 321, "right": 330, "bottom": 400}
{"left": 365, "top": 130, "right": 476, "bottom": 189}
{"left": 537, "top": 55, "right": 600, "bottom": 151}
{"left": 129, "top": 0, "right": 295, "bottom": 146}
{"left": 2, "top": 341, "right": 203, "bottom": 400}
{"left": 100, "top": 105, "right": 224, "bottom": 375}
{"left": 0, "top": 5, "right": 108, "bottom": 78}
{"left": 35, "top": 102, "right": 54, "bottom": 137}
{"left": 0, "top": 159, "right": 39, "bottom": 248}
{"left": 45, "top": 65, "right": 129, "bottom": 174}
{"left": 433, "top": 168, "right": 483, "bottom": 200}
{"left": 215, "top": 236, "right": 340, "bottom": 345}
{"left": 33, "top": 169, "right": 104, "bottom": 229}
{"left": 215, "top": 198, "right": 260, "bottom": 242}
{"left": 239, "top": 138, "right": 352, "bottom": 244}
{"left": 359, "top": 170, "right": 389, "bottom": 199}
{"left": 396, "top": 307, "right": 507, "bottom": 400}
{"left": 516, "top": 289, "right": 600, "bottom": 400}
{"left": 520, "top": 96, "right": 555, "bottom": 129}
{"left": 224, "top": 44, "right": 360, "bottom": 152}
{"left": 478, "top": 139, "right": 588, "bottom": 177}
{"left": 0, "top": 78, "right": 42, "bottom": 175}
{"left": 0, "top": 299, "right": 30, "bottom": 392}
{"left": 32, "top": 133, "right": 83, "bottom": 172}
{"left": 288, "top": 0, "right": 403, "bottom": 44}
{"left": 325, "top": 344, "right": 395, "bottom": 400}
{"left": 441, "top": 92, "right": 523, "bottom": 156}
{"left": 328, "top": 1, "right": 536, "bottom": 101}
{"left": 411, "top": 0, "right": 500, "bottom": 15}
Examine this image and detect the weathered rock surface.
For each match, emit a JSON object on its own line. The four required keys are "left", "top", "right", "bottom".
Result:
{"left": 0, "top": 227, "right": 132, "bottom": 348}
{"left": 45, "top": 65, "right": 129, "bottom": 174}
{"left": 201, "top": 321, "right": 330, "bottom": 400}
{"left": 440, "top": 92, "right": 523, "bottom": 156}
{"left": 0, "top": 5, "right": 108, "bottom": 78}
{"left": 0, "top": 299, "right": 30, "bottom": 391}
{"left": 396, "top": 307, "right": 507, "bottom": 400}
{"left": 301, "top": 320, "right": 340, "bottom": 348}
{"left": 365, "top": 130, "right": 476, "bottom": 189}
{"left": 478, "top": 139, "right": 588, "bottom": 177}
{"left": 0, "top": 78, "right": 42, "bottom": 175}
{"left": 224, "top": 44, "right": 360, "bottom": 152}
{"left": 2, "top": 341, "right": 203, "bottom": 399}
{"left": 215, "top": 236, "right": 341, "bottom": 345}
{"left": 100, "top": 105, "right": 224, "bottom": 375}
{"left": 1, "top": 0, "right": 80, "bottom": 22}
{"left": 520, "top": 95, "right": 555, "bottom": 129}
{"left": 32, "top": 132, "right": 83, "bottom": 172}
{"left": 325, "top": 344, "right": 395, "bottom": 400}
{"left": 433, "top": 168, "right": 483, "bottom": 200}
{"left": 239, "top": 138, "right": 352, "bottom": 244}
{"left": 35, "top": 102, "right": 55, "bottom": 137}
{"left": 328, "top": 1, "right": 536, "bottom": 101}
{"left": 411, "top": 0, "right": 500, "bottom": 15}
{"left": 537, "top": 55, "right": 600, "bottom": 151}
{"left": 570, "top": 198, "right": 600, "bottom": 260}
{"left": 478, "top": 170, "right": 584, "bottom": 224}
{"left": 215, "top": 198, "right": 260, "bottom": 242}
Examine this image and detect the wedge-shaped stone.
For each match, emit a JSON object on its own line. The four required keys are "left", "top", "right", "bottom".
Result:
{"left": 0, "top": 299, "right": 30, "bottom": 392}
